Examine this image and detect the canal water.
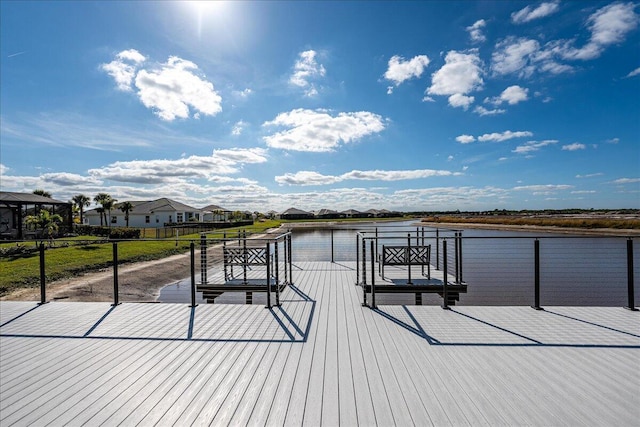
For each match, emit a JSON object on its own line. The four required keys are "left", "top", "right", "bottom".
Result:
{"left": 159, "top": 221, "right": 639, "bottom": 307}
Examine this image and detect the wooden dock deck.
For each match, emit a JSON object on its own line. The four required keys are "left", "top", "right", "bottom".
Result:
{"left": 1, "top": 261, "right": 639, "bottom": 426}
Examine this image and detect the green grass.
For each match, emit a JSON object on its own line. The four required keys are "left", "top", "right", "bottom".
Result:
{"left": 0, "top": 220, "right": 283, "bottom": 297}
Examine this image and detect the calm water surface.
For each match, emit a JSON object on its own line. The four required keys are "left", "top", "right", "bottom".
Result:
{"left": 160, "top": 221, "right": 639, "bottom": 306}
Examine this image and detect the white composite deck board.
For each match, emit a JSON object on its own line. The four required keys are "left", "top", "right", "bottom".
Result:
{"left": 264, "top": 264, "right": 324, "bottom": 426}
{"left": 1, "top": 260, "right": 639, "bottom": 426}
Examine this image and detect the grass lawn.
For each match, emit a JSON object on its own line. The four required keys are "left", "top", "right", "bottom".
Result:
{"left": 0, "top": 220, "right": 283, "bottom": 296}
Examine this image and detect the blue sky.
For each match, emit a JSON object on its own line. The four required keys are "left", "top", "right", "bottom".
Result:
{"left": 1, "top": 1, "right": 639, "bottom": 212}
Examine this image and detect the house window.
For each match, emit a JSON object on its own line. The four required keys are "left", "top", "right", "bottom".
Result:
{"left": 145, "top": 216, "right": 150, "bottom": 224}
{"left": 169, "top": 215, "right": 172, "bottom": 223}
{"left": 195, "top": 213, "right": 200, "bottom": 221}
{"left": 187, "top": 212, "right": 194, "bottom": 221}
{"left": 111, "top": 216, "right": 117, "bottom": 224}
{"left": 177, "top": 213, "right": 184, "bottom": 222}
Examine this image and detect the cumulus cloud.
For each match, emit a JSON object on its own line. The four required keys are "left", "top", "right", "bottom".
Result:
{"left": 456, "top": 134, "right": 476, "bottom": 144}
{"left": 262, "top": 108, "right": 386, "bottom": 152}
{"left": 275, "top": 168, "right": 461, "bottom": 186}
{"left": 495, "top": 85, "right": 529, "bottom": 105}
{"left": 289, "top": 50, "right": 326, "bottom": 97}
{"left": 88, "top": 148, "right": 267, "bottom": 184}
{"left": 466, "top": 19, "right": 487, "bottom": 43}
{"left": 100, "top": 49, "right": 146, "bottom": 91}
{"left": 231, "top": 120, "right": 247, "bottom": 136}
{"left": 562, "top": 142, "right": 586, "bottom": 151}
{"left": 428, "top": 50, "right": 483, "bottom": 97}
{"left": 102, "top": 50, "right": 222, "bottom": 121}
{"left": 478, "top": 130, "right": 534, "bottom": 142}
{"left": 491, "top": 37, "right": 540, "bottom": 77}
{"left": 40, "top": 172, "right": 102, "bottom": 186}
{"left": 512, "top": 139, "right": 558, "bottom": 154}
{"left": 511, "top": 1, "right": 560, "bottom": 24}
{"left": 384, "top": 55, "right": 430, "bottom": 89}
{"left": 448, "top": 94, "right": 475, "bottom": 110}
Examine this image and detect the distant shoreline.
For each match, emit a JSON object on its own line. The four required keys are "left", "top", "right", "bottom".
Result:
{"left": 279, "top": 218, "right": 640, "bottom": 236}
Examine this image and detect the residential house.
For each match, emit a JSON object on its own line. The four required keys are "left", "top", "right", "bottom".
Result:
{"left": 85, "top": 198, "right": 205, "bottom": 228}
{"left": 279, "top": 207, "right": 315, "bottom": 220}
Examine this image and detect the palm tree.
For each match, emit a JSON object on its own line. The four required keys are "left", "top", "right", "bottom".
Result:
{"left": 25, "top": 209, "right": 63, "bottom": 245}
{"left": 96, "top": 207, "right": 105, "bottom": 226}
{"left": 102, "top": 197, "right": 117, "bottom": 228}
{"left": 72, "top": 194, "right": 91, "bottom": 224}
{"left": 32, "top": 189, "right": 52, "bottom": 198}
{"left": 94, "top": 193, "right": 116, "bottom": 226}
{"left": 119, "top": 201, "right": 134, "bottom": 227}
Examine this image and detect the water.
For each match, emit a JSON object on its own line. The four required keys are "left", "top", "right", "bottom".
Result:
{"left": 159, "top": 221, "right": 639, "bottom": 306}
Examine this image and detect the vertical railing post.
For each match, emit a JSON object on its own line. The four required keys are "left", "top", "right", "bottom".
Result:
{"left": 112, "top": 242, "right": 120, "bottom": 306}
{"left": 190, "top": 242, "right": 197, "bottom": 307}
{"left": 458, "top": 231, "right": 463, "bottom": 283}
{"left": 331, "top": 229, "right": 334, "bottom": 263}
{"left": 626, "top": 238, "right": 637, "bottom": 311}
{"left": 200, "top": 233, "right": 207, "bottom": 285}
{"left": 436, "top": 228, "right": 440, "bottom": 270}
{"left": 38, "top": 243, "right": 47, "bottom": 305}
{"left": 275, "top": 239, "right": 281, "bottom": 306}
{"left": 375, "top": 227, "right": 379, "bottom": 261}
{"left": 242, "top": 234, "right": 248, "bottom": 284}
{"left": 284, "top": 235, "right": 289, "bottom": 285}
{"left": 532, "top": 239, "right": 542, "bottom": 310}
{"left": 407, "top": 233, "right": 412, "bottom": 285}
{"left": 362, "top": 238, "right": 368, "bottom": 306}
{"left": 265, "top": 242, "right": 272, "bottom": 309}
{"left": 442, "top": 240, "right": 449, "bottom": 310}
{"left": 288, "top": 233, "right": 293, "bottom": 285}
{"left": 454, "top": 232, "right": 460, "bottom": 284}
{"left": 356, "top": 234, "right": 360, "bottom": 285}
{"left": 370, "top": 240, "right": 376, "bottom": 309}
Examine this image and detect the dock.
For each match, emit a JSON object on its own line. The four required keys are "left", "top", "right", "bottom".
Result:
{"left": 1, "top": 261, "right": 639, "bottom": 426}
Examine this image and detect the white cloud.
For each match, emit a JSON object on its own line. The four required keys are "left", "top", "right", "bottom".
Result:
{"left": 558, "top": 2, "right": 639, "bottom": 60}
{"left": 612, "top": 177, "right": 640, "bottom": 184}
{"left": 497, "top": 85, "right": 529, "bottom": 105}
{"left": 275, "top": 168, "right": 461, "bottom": 186}
{"left": 100, "top": 49, "right": 146, "bottom": 91}
{"left": 606, "top": 137, "right": 620, "bottom": 144}
{"left": 511, "top": 1, "right": 560, "bottom": 24}
{"left": 562, "top": 142, "right": 586, "bottom": 151}
{"left": 456, "top": 134, "right": 475, "bottom": 144}
{"left": 88, "top": 148, "right": 267, "bottom": 184}
{"left": 102, "top": 51, "right": 222, "bottom": 121}
{"left": 289, "top": 50, "right": 326, "bottom": 97}
{"left": 231, "top": 120, "right": 247, "bottom": 136}
{"left": 262, "top": 108, "right": 386, "bottom": 152}
{"left": 478, "top": 130, "right": 534, "bottom": 142}
{"left": 41, "top": 172, "right": 102, "bottom": 186}
{"left": 135, "top": 56, "right": 222, "bottom": 121}
{"left": 576, "top": 173, "right": 604, "bottom": 178}
{"left": 448, "top": 93, "right": 475, "bottom": 110}
{"left": 491, "top": 37, "right": 540, "bottom": 77}
{"left": 466, "top": 19, "right": 487, "bottom": 43}
{"left": 384, "top": 55, "right": 430, "bottom": 87}
{"left": 474, "top": 106, "right": 506, "bottom": 116}
{"left": 427, "top": 50, "right": 484, "bottom": 96}
{"left": 627, "top": 67, "right": 640, "bottom": 77}
{"left": 512, "top": 184, "right": 573, "bottom": 194}
{"left": 512, "top": 139, "right": 558, "bottom": 154}
{"left": 0, "top": 164, "right": 8, "bottom": 175}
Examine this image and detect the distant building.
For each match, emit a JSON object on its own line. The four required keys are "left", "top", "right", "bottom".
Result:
{"left": 341, "top": 209, "right": 370, "bottom": 218}
{"left": 201, "top": 204, "right": 232, "bottom": 222}
{"left": 279, "top": 207, "right": 315, "bottom": 220}
{"left": 315, "top": 209, "right": 344, "bottom": 219}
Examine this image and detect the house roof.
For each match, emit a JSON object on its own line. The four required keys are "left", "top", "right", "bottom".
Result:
{"left": 87, "top": 198, "right": 200, "bottom": 215}
{"left": 316, "top": 209, "right": 339, "bottom": 216}
{"left": 281, "top": 207, "right": 313, "bottom": 216}
{"left": 0, "top": 191, "right": 68, "bottom": 205}
{"left": 341, "top": 209, "right": 362, "bottom": 214}
{"left": 201, "top": 204, "right": 229, "bottom": 212}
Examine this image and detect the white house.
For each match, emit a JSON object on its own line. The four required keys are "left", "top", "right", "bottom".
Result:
{"left": 85, "top": 198, "right": 205, "bottom": 228}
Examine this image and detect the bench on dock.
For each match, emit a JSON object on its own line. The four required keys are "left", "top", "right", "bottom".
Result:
{"left": 197, "top": 245, "right": 284, "bottom": 306}
{"left": 378, "top": 244, "right": 431, "bottom": 282}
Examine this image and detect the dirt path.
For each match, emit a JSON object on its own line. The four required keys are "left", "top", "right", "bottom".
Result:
{"left": 2, "top": 229, "right": 282, "bottom": 303}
